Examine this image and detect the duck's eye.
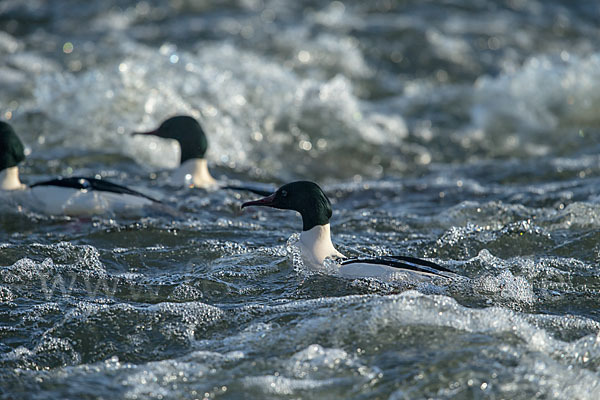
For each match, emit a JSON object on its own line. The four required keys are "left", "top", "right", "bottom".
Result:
{"left": 281, "top": 190, "right": 288, "bottom": 197}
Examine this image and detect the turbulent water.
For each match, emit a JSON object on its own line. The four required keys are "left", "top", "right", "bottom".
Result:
{"left": 2, "top": 0, "right": 600, "bottom": 398}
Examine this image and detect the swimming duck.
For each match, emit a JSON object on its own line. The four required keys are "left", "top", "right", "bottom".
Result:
{"left": 133, "top": 115, "right": 273, "bottom": 195}
{"left": 242, "top": 181, "right": 456, "bottom": 280}
{"left": 133, "top": 115, "right": 216, "bottom": 188}
{"left": 0, "top": 121, "right": 160, "bottom": 216}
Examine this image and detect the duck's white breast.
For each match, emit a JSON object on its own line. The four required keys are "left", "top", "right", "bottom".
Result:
{"left": 298, "top": 224, "right": 344, "bottom": 270}
{"left": 171, "top": 158, "right": 216, "bottom": 188}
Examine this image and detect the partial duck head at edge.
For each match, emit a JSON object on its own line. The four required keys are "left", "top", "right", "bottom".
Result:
{"left": 0, "top": 121, "right": 26, "bottom": 190}
{"left": 242, "top": 181, "right": 332, "bottom": 231}
{"left": 133, "top": 116, "right": 208, "bottom": 164}
{"left": 0, "top": 121, "right": 25, "bottom": 172}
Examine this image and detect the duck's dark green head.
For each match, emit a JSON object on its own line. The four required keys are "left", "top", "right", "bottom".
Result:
{"left": 242, "top": 181, "right": 332, "bottom": 231}
{"left": 134, "top": 116, "right": 208, "bottom": 164}
{"left": 0, "top": 121, "right": 25, "bottom": 172}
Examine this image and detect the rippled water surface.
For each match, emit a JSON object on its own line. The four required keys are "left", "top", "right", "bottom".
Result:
{"left": 2, "top": 0, "right": 600, "bottom": 398}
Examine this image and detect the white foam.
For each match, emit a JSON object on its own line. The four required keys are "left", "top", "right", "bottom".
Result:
{"left": 470, "top": 52, "right": 600, "bottom": 154}
{"left": 474, "top": 269, "right": 536, "bottom": 304}
{"left": 22, "top": 39, "right": 413, "bottom": 179}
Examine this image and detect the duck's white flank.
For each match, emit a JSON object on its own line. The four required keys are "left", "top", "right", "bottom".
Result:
{"left": 29, "top": 186, "right": 153, "bottom": 216}
{"left": 0, "top": 167, "right": 26, "bottom": 190}
{"left": 298, "top": 223, "right": 438, "bottom": 280}
{"left": 298, "top": 224, "right": 345, "bottom": 269}
{"left": 171, "top": 158, "right": 216, "bottom": 188}
{"left": 337, "top": 262, "right": 431, "bottom": 281}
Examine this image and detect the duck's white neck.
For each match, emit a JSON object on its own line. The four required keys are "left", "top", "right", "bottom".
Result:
{"left": 171, "top": 158, "right": 216, "bottom": 188}
{"left": 298, "top": 224, "right": 345, "bottom": 269}
{"left": 0, "top": 167, "right": 26, "bottom": 190}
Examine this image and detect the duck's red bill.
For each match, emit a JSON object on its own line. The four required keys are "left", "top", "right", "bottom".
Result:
{"left": 241, "top": 193, "right": 276, "bottom": 209}
{"left": 131, "top": 129, "right": 158, "bottom": 136}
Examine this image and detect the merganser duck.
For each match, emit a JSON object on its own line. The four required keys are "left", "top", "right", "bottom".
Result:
{"left": 133, "top": 116, "right": 216, "bottom": 188}
{"left": 0, "top": 121, "right": 161, "bottom": 216}
{"left": 242, "top": 181, "right": 456, "bottom": 280}
{"left": 133, "top": 115, "right": 273, "bottom": 195}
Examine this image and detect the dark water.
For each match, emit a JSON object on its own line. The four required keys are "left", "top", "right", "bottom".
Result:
{"left": 2, "top": 0, "right": 600, "bottom": 398}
